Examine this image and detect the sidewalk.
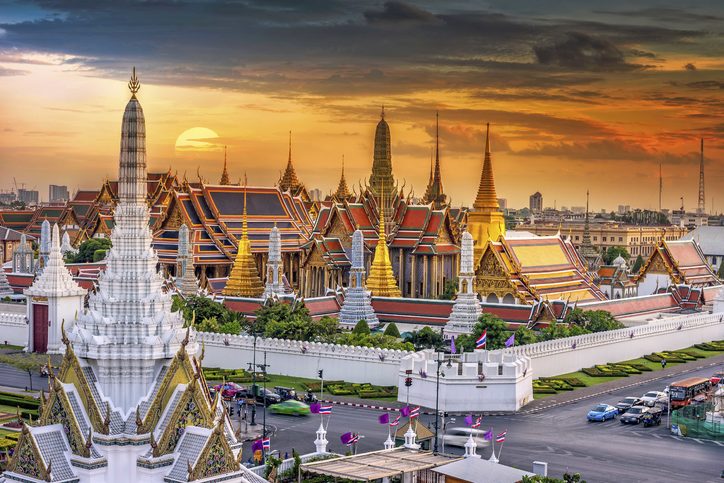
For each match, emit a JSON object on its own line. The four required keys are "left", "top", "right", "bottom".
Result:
{"left": 521, "top": 353, "right": 724, "bottom": 414}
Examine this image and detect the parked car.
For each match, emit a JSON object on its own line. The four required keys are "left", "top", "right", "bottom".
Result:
{"left": 442, "top": 428, "right": 491, "bottom": 448}
{"left": 620, "top": 406, "right": 649, "bottom": 424}
{"left": 587, "top": 404, "right": 618, "bottom": 422}
{"left": 710, "top": 372, "right": 724, "bottom": 386}
{"left": 213, "top": 382, "right": 246, "bottom": 399}
{"left": 268, "top": 400, "right": 311, "bottom": 416}
{"left": 640, "top": 391, "right": 667, "bottom": 407}
{"left": 615, "top": 397, "right": 642, "bottom": 414}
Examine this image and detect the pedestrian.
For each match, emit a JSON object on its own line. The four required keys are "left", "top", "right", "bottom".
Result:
{"left": 661, "top": 358, "right": 667, "bottom": 369}
{"left": 284, "top": 451, "right": 288, "bottom": 460}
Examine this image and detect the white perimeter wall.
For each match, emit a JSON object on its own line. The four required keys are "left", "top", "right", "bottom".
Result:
{"left": 199, "top": 332, "right": 411, "bottom": 386}
{"left": 0, "top": 302, "right": 27, "bottom": 347}
{"left": 497, "top": 311, "right": 724, "bottom": 378}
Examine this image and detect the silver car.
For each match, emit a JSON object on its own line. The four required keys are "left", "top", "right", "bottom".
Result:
{"left": 442, "top": 427, "right": 491, "bottom": 448}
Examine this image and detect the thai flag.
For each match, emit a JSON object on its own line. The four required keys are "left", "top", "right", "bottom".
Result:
{"left": 476, "top": 330, "right": 487, "bottom": 349}
{"left": 471, "top": 417, "right": 481, "bottom": 429}
{"left": 319, "top": 405, "right": 333, "bottom": 415}
{"left": 389, "top": 415, "right": 401, "bottom": 427}
{"left": 496, "top": 430, "right": 507, "bottom": 443}
{"left": 262, "top": 437, "right": 271, "bottom": 449}
{"left": 409, "top": 407, "right": 420, "bottom": 419}
{"left": 348, "top": 434, "right": 360, "bottom": 445}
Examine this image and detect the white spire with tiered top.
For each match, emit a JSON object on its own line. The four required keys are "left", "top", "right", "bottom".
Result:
{"left": 68, "top": 68, "right": 195, "bottom": 412}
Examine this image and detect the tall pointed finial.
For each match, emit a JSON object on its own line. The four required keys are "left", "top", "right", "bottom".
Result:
{"left": 381, "top": 105, "right": 385, "bottom": 119}
{"left": 288, "top": 130, "right": 292, "bottom": 163}
{"left": 220, "top": 146, "right": 230, "bottom": 185}
{"left": 435, "top": 111, "right": 440, "bottom": 161}
{"left": 128, "top": 67, "right": 141, "bottom": 97}
{"left": 485, "top": 122, "right": 491, "bottom": 155}
{"left": 379, "top": 181, "right": 386, "bottom": 237}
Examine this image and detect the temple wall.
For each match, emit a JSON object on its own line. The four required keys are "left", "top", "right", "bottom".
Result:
{"left": 199, "top": 332, "right": 411, "bottom": 385}
{"left": 496, "top": 310, "right": 724, "bottom": 378}
{"left": 0, "top": 302, "right": 27, "bottom": 346}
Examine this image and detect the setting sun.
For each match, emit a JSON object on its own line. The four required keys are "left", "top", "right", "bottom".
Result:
{"left": 175, "top": 127, "right": 220, "bottom": 152}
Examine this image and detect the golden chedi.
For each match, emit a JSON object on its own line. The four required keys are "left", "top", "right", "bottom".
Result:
{"left": 223, "top": 187, "right": 264, "bottom": 297}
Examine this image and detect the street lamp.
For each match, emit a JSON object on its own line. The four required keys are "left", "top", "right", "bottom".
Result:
{"left": 433, "top": 352, "right": 445, "bottom": 454}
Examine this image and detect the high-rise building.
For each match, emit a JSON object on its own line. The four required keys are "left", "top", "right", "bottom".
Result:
{"left": 17, "top": 188, "right": 39, "bottom": 205}
{"left": 49, "top": 184, "right": 70, "bottom": 202}
{"left": 529, "top": 191, "right": 543, "bottom": 213}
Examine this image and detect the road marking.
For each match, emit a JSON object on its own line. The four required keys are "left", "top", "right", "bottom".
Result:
{"left": 714, "top": 441, "right": 724, "bottom": 447}
{"left": 671, "top": 436, "right": 682, "bottom": 441}
{"left": 652, "top": 434, "right": 662, "bottom": 439}
{"left": 691, "top": 438, "right": 704, "bottom": 444}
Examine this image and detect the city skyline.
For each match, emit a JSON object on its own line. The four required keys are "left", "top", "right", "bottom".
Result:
{"left": 0, "top": 1, "right": 722, "bottom": 210}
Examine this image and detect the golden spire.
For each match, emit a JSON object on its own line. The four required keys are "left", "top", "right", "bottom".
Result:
{"left": 128, "top": 67, "right": 140, "bottom": 98}
{"left": 279, "top": 130, "right": 303, "bottom": 193}
{"left": 220, "top": 146, "right": 230, "bottom": 185}
{"left": 334, "top": 155, "right": 351, "bottom": 200}
{"left": 366, "top": 182, "right": 401, "bottom": 297}
{"left": 473, "top": 123, "right": 499, "bottom": 211}
{"left": 223, "top": 180, "right": 263, "bottom": 297}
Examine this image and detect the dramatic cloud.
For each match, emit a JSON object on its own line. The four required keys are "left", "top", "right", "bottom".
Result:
{"left": 533, "top": 32, "right": 644, "bottom": 71}
{"left": 364, "top": 1, "right": 438, "bottom": 24}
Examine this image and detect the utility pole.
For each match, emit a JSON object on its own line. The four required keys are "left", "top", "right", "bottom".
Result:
{"left": 659, "top": 162, "right": 662, "bottom": 213}
{"left": 258, "top": 351, "right": 270, "bottom": 461}
{"left": 433, "top": 351, "right": 443, "bottom": 454}
{"left": 698, "top": 138, "right": 705, "bottom": 214}
{"left": 248, "top": 331, "right": 258, "bottom": 426}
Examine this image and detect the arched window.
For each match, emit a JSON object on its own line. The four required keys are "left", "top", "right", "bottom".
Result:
{"left": 486, "top": 293, "right": 499, "bottom": 304}
{"left": 502, "top": 293, "right": 515, "bottom": 304}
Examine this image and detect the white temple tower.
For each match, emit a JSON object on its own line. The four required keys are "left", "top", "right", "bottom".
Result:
{"left": 12, "top": 233, "right": 34, "bottom": 273}
{"left": 37, "top": 219, "right": 51, "bottom": 273}
{"left": 61, "top": 230, "right": 78, "bottom": 256}
{"left": 176, "top": 223, "right": 199, "bottom": 297}
{"left": 68, "top": 70, "right": 194, "bottom": 412}
{"left": 263, "top": 223, "right": 287, "bottom": 299}
{"left": 339, "top": 228, "right": 379, "bottom": 328}
{"left": 445, "top": 231, "right": 482, "bottom": 337}
{"left": 25, "top": 224, "right": 86, "bottom": 353}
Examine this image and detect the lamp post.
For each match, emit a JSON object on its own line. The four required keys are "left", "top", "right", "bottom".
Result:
{"left": 433, "top": 352, "right": 444, "bottom": 454}
{"left": 248, "top": 332, "right": 258, "bottom": 426}
{"left": 258, "top": 351, "right": 269, "bottom": 460}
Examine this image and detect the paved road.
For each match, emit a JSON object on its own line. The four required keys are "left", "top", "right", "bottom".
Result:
{"left": 249, "top": 365, "right": 724, "bottom": 482}
{"left": 0, "top": 362, "right": 48, "bottom": 392}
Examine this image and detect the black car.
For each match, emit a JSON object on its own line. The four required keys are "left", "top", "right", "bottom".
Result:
{"left": 620, "top": 406, "right": 648, "bottom": 424}
{"left": 236, "top": 386, "right": 282, "bottom": 406}
{"left": 615, "top": 397, "right": 642, "bottom": 414}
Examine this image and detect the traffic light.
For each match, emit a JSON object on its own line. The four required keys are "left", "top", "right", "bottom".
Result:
{"left": 404, "top": 377, "right": 412, "bottom": 387}
{"left": 318, "top": 369, "right": 324, "bottom": 379}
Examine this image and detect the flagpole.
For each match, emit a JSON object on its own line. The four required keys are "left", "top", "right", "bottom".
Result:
{"left": 497, "top": 438, "right": 505, "bottom": 460}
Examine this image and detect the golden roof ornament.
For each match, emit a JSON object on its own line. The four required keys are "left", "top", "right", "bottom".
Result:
{"left": 366, "top": 182, "right": 401, "bottom": 297}
{"left": 128, "top": 67, "right": 141, "bottom": 97}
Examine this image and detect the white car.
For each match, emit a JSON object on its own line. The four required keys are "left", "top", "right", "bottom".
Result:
{"left": 442, "top": 428, "right": 491, "bottom": 448}
{"left": 640, "top": 391, "right": 667, "bottom": 406}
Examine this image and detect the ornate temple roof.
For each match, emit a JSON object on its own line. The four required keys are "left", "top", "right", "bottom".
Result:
{"left": 277, "top": 131, "right": 306, "bottom": 198}
{"left": 635, "top": 238, "right": 720, "bottom": 287}
{"left": 333, "top": 158, "right": 351, "bottom": 200}
{"left": 421, "top": 112, "right": 447, "bottom": 210}
{"left": 476, "top": 234, "right": 607, "bottom": 304}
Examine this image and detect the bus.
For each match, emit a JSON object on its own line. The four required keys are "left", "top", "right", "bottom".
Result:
{"left": 668, "top": 377, "right": 711, "bottom": 409}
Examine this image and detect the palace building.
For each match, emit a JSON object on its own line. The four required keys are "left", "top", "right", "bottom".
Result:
{"left": 635, "top": 238, "right": 719, "bottom": 295}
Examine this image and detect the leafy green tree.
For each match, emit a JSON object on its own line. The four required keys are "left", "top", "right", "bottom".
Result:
{"left": 253, "top": 300, "right": 312, "bottom": 335}
{"left": 632, "top": 254, "right": 644, "bottom": 273}
{"left": 408, "top": 326, "right": 443, "bottom": 350}
{"left": 538, "top": 321, "right": 571, "bottom": 341}
{"left": 603, "top": 246, "right": 630, "bottom": 265}
{"left": 335, "top": 332, "right": 413, "bottom": 351}
{"left": 522, "top": 473, "right": 585, "bottom": 483}
{"left": 315, "top": 316, "right": 340, "bottom": 343}
{"left": 456, "top": 313, "right": 510, "bottom": 351}
{"left": 173, "top": 295, "right": 246, "bottom": 334}
{"left": 439, "top": 278, "right": 458, "bottom": 300}
{"left": 196, "top": 317, "right": 220, "bottom": 333}
{"left": 352, "top": 320, "right": 371, "bottom": 336}
{"left": 66, "top": 238, "right": 112, "bottom": 263}
{"left": 718, "top": 262, "right": 724, "bottom": 280}
{"left": 564, "top": 309, "right": 622, "bottom": 333}
{"left": 383, "top": 323, "right": 400, "bottom": 338}
{"left": 515, "top": 326, "right": 538, "bottom": 345}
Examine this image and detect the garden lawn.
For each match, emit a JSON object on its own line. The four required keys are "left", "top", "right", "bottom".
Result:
{"left": 553, "top": 371, "right": 620, "bottom": 388}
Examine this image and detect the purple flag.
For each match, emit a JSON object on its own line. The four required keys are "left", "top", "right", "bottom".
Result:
{"left": 251, "top": 439, "right": 263, "bottom": 452}
{"left": 400, "top": 406, "right": 411, "bottom": 417}
{"left": 309, "top": 402, "right": 321, "bottom": 414}
{"left": 464, "top": 414, "right": 473, "bottom": 426}
{"left": 450, "top": 336, "right": 457, "bottom": 354}
{"left": 483, "top": 428, "right": 493, "bottom": 441}
{"left": 378, "top": 413, "right": 389, "bottom": 425}
{"left": 505, "top": 334, "right": 515, "bottom": 348}
{"left": 340, "top": 432, "right": 355, "bottom": 445}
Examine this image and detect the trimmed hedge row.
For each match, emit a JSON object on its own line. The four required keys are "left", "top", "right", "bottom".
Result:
{"left": 0, "top": 393, "right": 40, "bottom": 411}
{"left": 202, "top": 368, "right": 269, "bottom": 383}
{"left": 540, "top": 377, "right": 586, "bottom": 387}
{"left": 307, "top": 381, "right": 397, "bottom": 399}
{"left": 693, "top": 341, "right": 724, "bottom": 351}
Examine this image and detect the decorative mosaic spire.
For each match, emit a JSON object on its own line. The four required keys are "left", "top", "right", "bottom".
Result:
{"left": 68, "top": 68, "right": 192, "bottom": 412}
{"left": 38, "top": 219, "right": 51, "bottom": 273}
{"left": 263, "top": 223, "right": 286, "bottom": 299}
{"left": 219, "top": 146, "right": 230, "bottom": 185}
{"left": 445, "top": 231, "right": 482, "bottom": 336}
{"left": 368, "top": 107, "right": 396, "bottom": 227}
{"left": 333, "top": 156, "right": 351, "bottom": 200}
{"left": 578, "top": 189, "right": 600, "bottom": 269}
{"left": 26, "top": 224, "right": 85, "bottom": 298}
{"left": 422, "top": 112, "right": 446, "bottom": 209}
{"left": 278, "top": 131, "right": 303, "bottom": 194}
{"left": 366, "top": 184, "right": 401, "bottom": 297}
{"left": 339, "top": 228, "right": 379, "bottom": 327}
{"left": 473, "top": 123, "right": 499, "bottom": 211}
{"left": 223, "top": 185, "right": 263, "bottom": 297}
{"left": 176, "top": 224, "right": 198, "bottom": 297}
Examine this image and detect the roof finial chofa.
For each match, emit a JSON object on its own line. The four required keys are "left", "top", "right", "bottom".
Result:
{"left": 128, "top": 67, "right": 140, "bottom": 97}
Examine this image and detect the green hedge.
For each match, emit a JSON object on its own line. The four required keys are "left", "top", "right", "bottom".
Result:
{"left": 0, "top": 394, "right": 40, "bottom": 411}
{"left": 582, "top": 366, "right": 628, "bottom": 377}
{"left": 694, "top": 341, "right": 724, "bottom": 351}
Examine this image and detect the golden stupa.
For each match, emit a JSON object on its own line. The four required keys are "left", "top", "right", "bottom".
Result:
{"left": 366, "top": 184, "right": 401, "bottom": 297}
{"left": 467, "top": 123, "right": 506, "bottom": 260}
{"left": 223, "top": 185, "right": 264, "bottom": 297}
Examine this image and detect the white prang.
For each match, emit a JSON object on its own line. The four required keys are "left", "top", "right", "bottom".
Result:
{"left": 60, "top": 230, "right": 78, "bottom": 255}
{"left": 68, "top": 91, "right": 195, "bottom": 413}
{"left": 263, "top": 224, "right": 287, "bottom": 299}
{"left": 175, "top": 223, "right": 199, "bottom": 297}
{"left": 338, "top": 228, "right": 379, "bottom": 328}
{"left": 25, "top": 224, "right": 86, "bottom": 353}
{"left": 445, "top": 231, "right": 482, "bottom": 337}
{"left": 37, "top": 219, "right": 51, "bottom": 273}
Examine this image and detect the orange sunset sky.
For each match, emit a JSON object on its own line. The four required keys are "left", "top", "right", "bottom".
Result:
{"left": 0, "top": 1, "right": 722, "bottom": 211}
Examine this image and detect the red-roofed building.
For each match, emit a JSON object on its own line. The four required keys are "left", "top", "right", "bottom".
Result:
{"left": 635, "top": 239, "right": 720, "bottom": 295}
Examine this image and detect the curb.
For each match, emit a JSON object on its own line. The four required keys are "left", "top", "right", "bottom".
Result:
{"left": 321, "top": 400, "right": 512, "bottom": 417}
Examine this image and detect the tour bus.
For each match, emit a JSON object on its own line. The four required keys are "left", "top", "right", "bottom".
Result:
{"left": 668, "top": 377, "right": 711, "bottom": 409}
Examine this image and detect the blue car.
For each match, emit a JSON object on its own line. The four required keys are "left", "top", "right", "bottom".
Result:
{"left": 587, "top": 404, "right": 618, "bottom": 422}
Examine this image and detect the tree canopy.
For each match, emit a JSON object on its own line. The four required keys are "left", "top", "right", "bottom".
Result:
{"left": 602, "top": 246, "right": 630, "bottom": 265}
{"left": 632, "top": 254, "right": 644, "bottom": 273}
{"left": 65, "top": 238, "right": 112, "bottom": 263}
